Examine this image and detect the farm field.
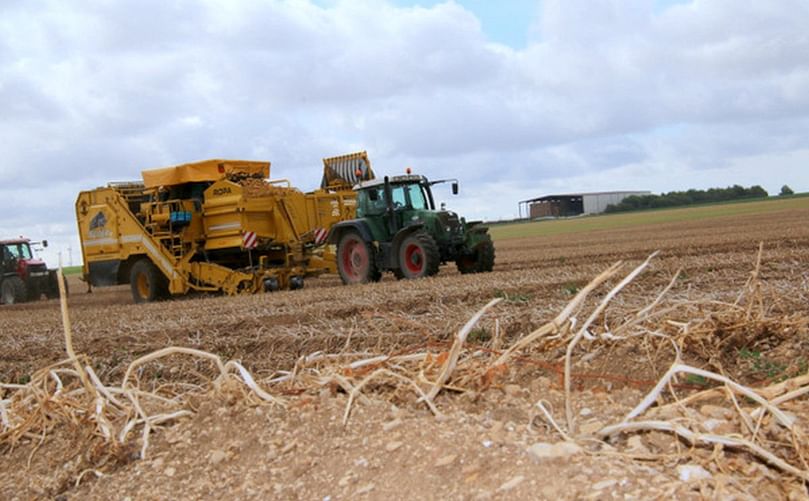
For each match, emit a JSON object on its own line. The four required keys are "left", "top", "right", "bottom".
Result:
{"left": 490, "top": 195, "right": 809, "bottom": 239}
{"left": 2, "top": 200, "right": 808, "bottom": 499}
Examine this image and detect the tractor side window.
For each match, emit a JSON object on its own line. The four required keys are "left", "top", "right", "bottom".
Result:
{"left": 358, "top": 187, "right": 386, "bottom": 216}
{"left": 407, "top": 184, "right": 428, "bottom": 210}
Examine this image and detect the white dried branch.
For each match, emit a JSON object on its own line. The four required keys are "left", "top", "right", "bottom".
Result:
{"left": 566, "top": 252, "right": 659, "bottom": 434}
{"left": 598, "top": 420, "right": 809, "bottom": 481}
{"left": 623, "top": 363, "right": 795, "bottom": 430}
{"left": 122, "top": 346, "right": 227, "bottom": 389}
{"left": 85, "top": 366, "right": 125, "bottom": 408}
{"left": 223, "top": 361, "right": 286, "bottom": 407}
{"left": 423, "top": 298, "right": 502, "bottom": 404}
{"left": 534, "top": 400, "right": 573, "bottom": 442}
{"left": 57, "top": 266, "right": 96, "bottom": 399}
{"left": 492, "top": 262, "right": 623, "bottom": 367}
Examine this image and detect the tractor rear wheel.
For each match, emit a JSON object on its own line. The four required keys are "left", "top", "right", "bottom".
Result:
{"left": 337, "top": 231, "right": 380, "bottom": 285}
{"left": 398, "top": 231, "right": 440, "bottom": 279}
{"left": 130, "top": 259, "right": 168, "bottom": 303}
{"left": 456, "top": 236, "right": 495, "bottom": 274}
{"left": 1, "top": 277, "right": 28, "bottom": 305}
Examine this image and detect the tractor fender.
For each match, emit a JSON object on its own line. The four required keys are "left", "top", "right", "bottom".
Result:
{"left": 389, "top": 223, "right": 425, "bottom": 268}
{"left": 327, "top": 220, "right": 375, "bottom": 246}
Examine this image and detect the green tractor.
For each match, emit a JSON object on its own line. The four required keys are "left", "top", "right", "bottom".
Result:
{"left": 328, "top": 173, "right": 495, "bottom": 284}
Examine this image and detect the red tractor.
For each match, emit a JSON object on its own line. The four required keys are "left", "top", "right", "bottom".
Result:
{"left": 0, "top": 238, "right": 64, "bottom": 305}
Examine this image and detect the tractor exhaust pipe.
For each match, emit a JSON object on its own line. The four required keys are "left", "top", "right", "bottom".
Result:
{"left": 384, "top": 176, "right": 398, "bottom": 233}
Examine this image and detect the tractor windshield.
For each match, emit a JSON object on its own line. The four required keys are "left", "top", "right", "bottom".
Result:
{"left": 6, "top": 243, "right": 33, "bottom": 260}
{"left": 392, "top": 183, "right": 429, "bottom": 210}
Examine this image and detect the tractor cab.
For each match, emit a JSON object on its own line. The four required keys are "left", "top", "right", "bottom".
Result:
{"left": 355, "top": 174, "right": 462, "bottom": 242}
{"left": 1, "top": 239, "right": 42, "bottom": 276}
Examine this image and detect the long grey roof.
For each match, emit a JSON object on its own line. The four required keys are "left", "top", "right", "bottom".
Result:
{"left": 520, "top": 190, "right": 650, "bottom": 204}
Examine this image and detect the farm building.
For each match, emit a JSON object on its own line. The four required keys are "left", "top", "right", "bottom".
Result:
{"left": 519, "top": 191, "right": 651, "bottom": 219}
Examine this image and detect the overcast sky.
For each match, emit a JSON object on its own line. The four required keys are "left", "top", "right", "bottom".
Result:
{"left": 2, "top": 0, "right": 808, "bottom": 266}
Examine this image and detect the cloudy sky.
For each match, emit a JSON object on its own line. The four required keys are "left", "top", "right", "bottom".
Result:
{"left": 2, "top": 0, "right": 808, "bottom": 266}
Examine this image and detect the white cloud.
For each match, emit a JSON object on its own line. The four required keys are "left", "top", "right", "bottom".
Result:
{"left": 1, "top": 0, "right": 808, "bottom": 265}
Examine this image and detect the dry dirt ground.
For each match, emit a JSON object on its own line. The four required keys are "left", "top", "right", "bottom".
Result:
{"left": 1, "top": 204, "right": 809, "bottom": 500}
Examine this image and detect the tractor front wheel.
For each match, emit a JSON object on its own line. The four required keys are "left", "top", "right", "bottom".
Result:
{"left": 397, "top": 231, "right": 440, "bottom": 279}
{"left": 130, "top": 259, "right": 168, "bottom": 303}
{"left": 45, "top": 271, "right": 68, "bottom": 300}
{"left": 456, "top": 236, "right": 495, "bottom": 274}
{"left": 337, "top": 231, "right": 380, "bottom": 285}
{"left": 1, "top": 277, "right": 28, "bottom": 305}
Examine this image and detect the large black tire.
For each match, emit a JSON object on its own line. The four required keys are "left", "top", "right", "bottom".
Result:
{"left": 397, "top": 231, "right": 440, "bottom": 279}
{"left": 130, "top": 259, "right": 168, "bottom": 303}
{"left": 27, "top": 284, "right": 41, "bottom": 301}
{"left": 45, "top": 271, "right": 68, "bottom": 300}
{"left": 456, "top": 236, "right": 495, "bottom": 274}
{"left": 1, "top": 276, "right": 28, "bottom": 305}
{"left": 337, "top": 231, "right": 381, "bottom": 285}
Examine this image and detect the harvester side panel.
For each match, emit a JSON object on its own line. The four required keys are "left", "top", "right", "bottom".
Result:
{"left": 76, "top": 187, "right": 183, "bottom": 292}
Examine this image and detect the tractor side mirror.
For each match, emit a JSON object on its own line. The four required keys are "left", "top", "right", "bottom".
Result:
{"left": 451, "top": 182, "right": 459, "bottom": 195}
{"left": 42, "top": 240, "right": 48, "bottom": 248}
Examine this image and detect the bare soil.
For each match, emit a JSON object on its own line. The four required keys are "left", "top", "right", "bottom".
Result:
{"left": 2, "top": 205, "right": 808, "bottom": 500}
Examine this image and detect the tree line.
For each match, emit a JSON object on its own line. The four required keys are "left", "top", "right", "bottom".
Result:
{"left": 604, "top": 185, "right": 769, "bottom": 213}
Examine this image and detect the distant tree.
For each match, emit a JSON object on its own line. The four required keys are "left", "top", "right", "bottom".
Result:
{"left": 604, "top": 184, "right": 769, "bottom": 213}
{"left": 780, "top": 185, "right": 794, "bottom": 196}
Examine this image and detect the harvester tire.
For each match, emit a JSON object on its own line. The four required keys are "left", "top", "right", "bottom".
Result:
{"left": 337, "top": 231, "right": 380, "bottom": 285}
{"left": 456, "top": 236, "right": 495, "bottom": 274}
{"left": 397, "top": 231, "right": 440, "bottom": 279}
{"left": 130, "top": 259, "right": 168, "bottom": 303}
{"left": 1, "top": 277, "right": 28, "bottom": 305}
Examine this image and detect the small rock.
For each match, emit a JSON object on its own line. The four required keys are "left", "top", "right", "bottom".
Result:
{"left": 527, "top": 441, "right": 582, "bottom": 461}
{"left": 504, "top": 384, "right": 523, "bottom": 397}
{"left": 626, "top": 436, "right": 649, "bottom": 454}
{"left": 701, "top": 418, "right": 724, "bottom": 433}
{"left": 497, "top": 475, "right": 525, "bottom": 492}
{"left": 578, "top": 420, "right": 604, "bottom": 435}
{"left": 385, "top": 441, "right": 403, "bottom": 452}
{"left": 209, "top": 450, "right": 227, "bottom": 465}
{"left": 164, "top": 466, "right": 176, "bottom": 477}
{"left": 677, "top": 464, "right": 712, "bottom": 482}
{"left": 579, "top": 407, "right": 593, "bottom": 417}
{"left": 699, "top": 404, "right": 732, "bottom": 420}
{"left": 481, "top": 440, "right": 493, "bottom": 448}
{"left": 383, "top": 418, "right": 403, "bottom": 432}
{"left": 435, "top": 454, "right": 457, "bottom": 467}
{"left": 355, "top": 483, "right": 375, "bottom": 495}
{"left": 593, "top": 479, "right": 617, "bottom": 490}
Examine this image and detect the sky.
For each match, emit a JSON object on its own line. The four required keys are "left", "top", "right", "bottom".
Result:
{"left": 1, "top": 0, "right": 808, "bottom": 267}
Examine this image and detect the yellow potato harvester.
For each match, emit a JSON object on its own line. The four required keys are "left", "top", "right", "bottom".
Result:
{"left": 76, "top": 152, "right": 373, "bottom": 302}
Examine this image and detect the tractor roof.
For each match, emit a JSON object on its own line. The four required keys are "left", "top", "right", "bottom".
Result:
{"left": 142, "top": 159, "right": 271, "bottom": 189}
{"left": 0, "top": 238, "right": 30, "bottom": 245}
{"left": 355, "top": 174, "right": 427, "bottom": 190}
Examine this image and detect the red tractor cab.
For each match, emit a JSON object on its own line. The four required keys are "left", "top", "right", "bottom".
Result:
{"left": 0, "top": 238, "right": 63, "bottom": 304}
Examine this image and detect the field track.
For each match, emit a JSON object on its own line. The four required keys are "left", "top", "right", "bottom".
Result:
{"left": 1, "top": 198, "right": 808, "bottom": 499}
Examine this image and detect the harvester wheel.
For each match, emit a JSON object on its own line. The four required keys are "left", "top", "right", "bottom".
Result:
{"left": 130, "top": 259, "right": 168, "bottom": 303}
{"left": 1, "top": 277, "right": 28, "bottom": 305}
{"left": 397, "top": 231, "right": 440, "bottom": 279}
{"left": 456, "top": 236, "right": 495, "bottom": 274}
{"left": 337, "top": 231, "right": 380, "bottom": 284}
